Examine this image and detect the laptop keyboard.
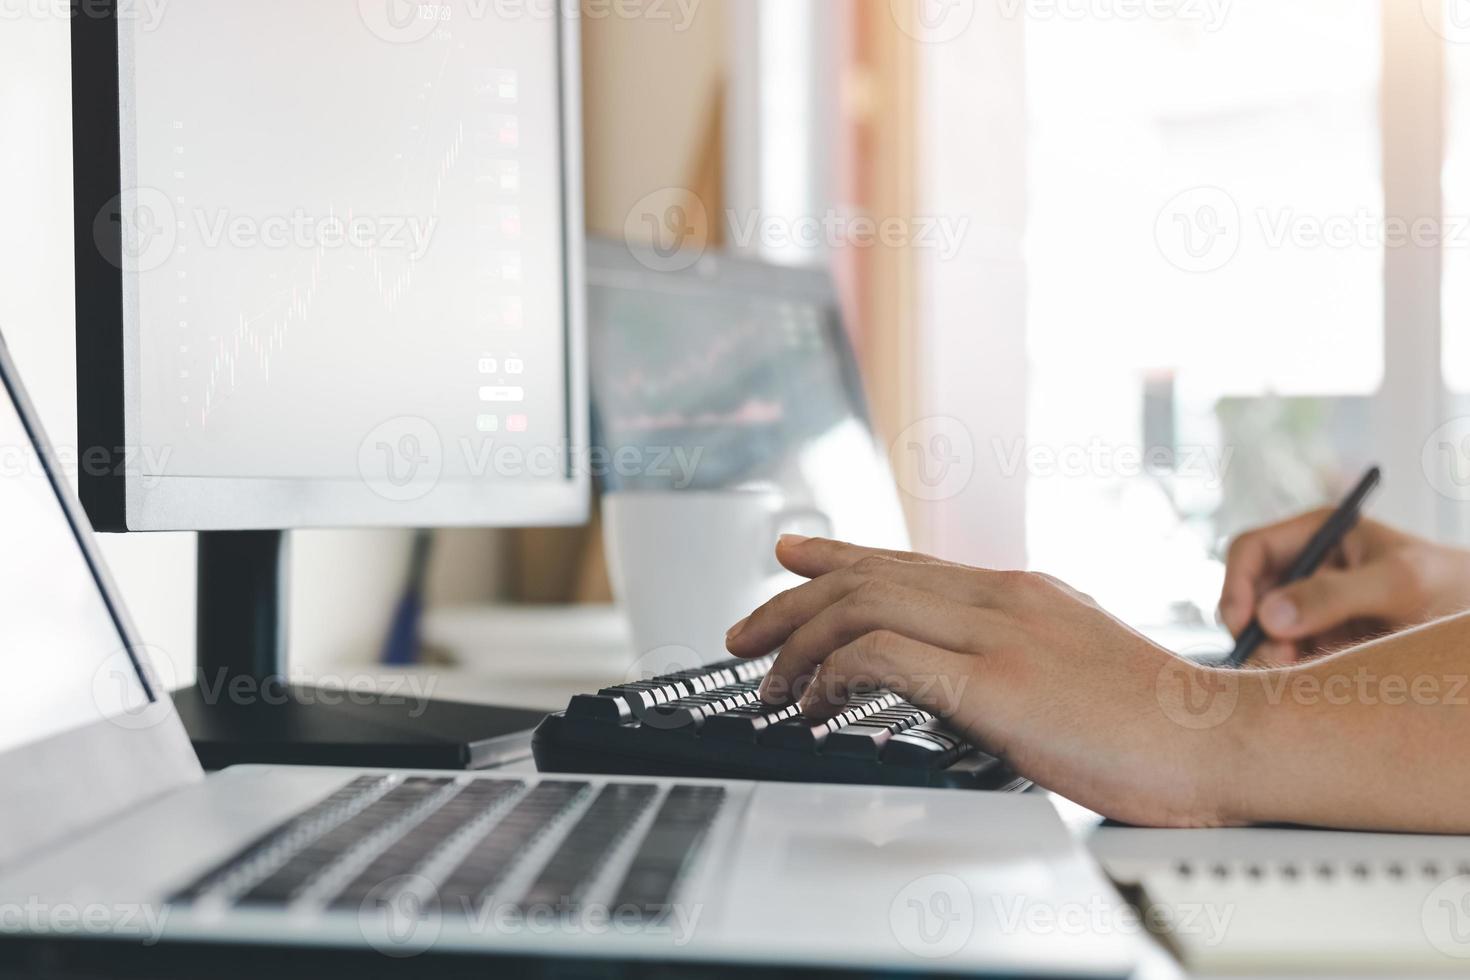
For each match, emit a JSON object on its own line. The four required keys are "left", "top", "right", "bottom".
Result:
{"left": 173, "top": 775, "right": 724, "bottom": 922}
{"left": 532, "top": 655, "right": 1025, "bottom": 791}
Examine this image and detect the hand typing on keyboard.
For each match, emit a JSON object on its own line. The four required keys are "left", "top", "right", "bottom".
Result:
{"left": 725, "top": 535, "right": 1243, "bottom": 830}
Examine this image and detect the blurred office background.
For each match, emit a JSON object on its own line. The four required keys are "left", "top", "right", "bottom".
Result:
{"left": 3, "top": 0, "right": 1469, "bottom": 677}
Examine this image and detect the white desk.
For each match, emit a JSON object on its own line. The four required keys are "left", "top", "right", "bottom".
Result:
{"left": 419, "top": 603, "right": 636, "bottom": 711}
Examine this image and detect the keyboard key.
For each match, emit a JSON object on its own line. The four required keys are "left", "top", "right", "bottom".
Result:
{"left": 653, "top": 656, "right": 771, "bottom": 693}
{"left": 760, "top": 692, "right": 902, "bottom": 751}
{"left": 569, "top": 658, "right": 776, "bottom": 723}
{"left": 882, "top": 720, "right": 972, "bottom": 769}
{"left": 826, "top": 708, "right": 935, "bottom": 759}
{"left": 566, "top": 693, "right": 636, "bottom": 724}
{"left": 700, "top": 702, "right": 800, "bottom": 741}
{"left": 593, "top": 681, "right": 685, "bottom": 719}
{"left": 939, "top": 750, "right": 1008, "bottom": 786}
{"left": 647, "top": 683, "right": 760, "bottom": 733}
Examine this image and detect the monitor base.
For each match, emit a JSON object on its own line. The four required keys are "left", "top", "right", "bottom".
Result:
{"left": 171, "top": 685, "right": 545, "bottom": 771}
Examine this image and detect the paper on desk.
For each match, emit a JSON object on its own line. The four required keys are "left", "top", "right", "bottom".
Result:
{"left": 1088, "top": 825, "right": 1470, "bottom": 885}
{"left": 1089, "top": 826, "right": 1470, "bottom": 975}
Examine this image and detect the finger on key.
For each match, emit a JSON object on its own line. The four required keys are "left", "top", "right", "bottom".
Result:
{"left": 795, "top": 632, "right": 975, "bottom": 722}
{"left": 730, "top": 557, "right": 1006, "bottom": 658}
{"left": 756, "top": 583, "right": 1000, "bottom": 705}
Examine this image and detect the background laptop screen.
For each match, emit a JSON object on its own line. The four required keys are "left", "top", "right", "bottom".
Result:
{"left": 0, "top": 381, "right": 148, "bottom": 755}
{"left": 584, "top": 242, "right": 911, "bottom": 551}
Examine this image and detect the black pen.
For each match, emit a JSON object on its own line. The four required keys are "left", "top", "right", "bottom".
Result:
{"left": 1225, "top": 466, "right": 1383, "bottom": 668}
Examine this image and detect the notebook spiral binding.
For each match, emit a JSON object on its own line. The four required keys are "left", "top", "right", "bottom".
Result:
{"left": 1171, "top": 858, "right": 1470, "bottom": 884}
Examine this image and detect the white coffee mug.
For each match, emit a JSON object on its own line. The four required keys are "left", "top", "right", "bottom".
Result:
{"left": 603, "top": 490, "right": 833, "bottom": 667}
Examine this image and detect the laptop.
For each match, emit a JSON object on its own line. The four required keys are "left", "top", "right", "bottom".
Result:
{"left": 585, "top": 237, "right": 912, "bottom": 552}
{"left": 0, "top": 335, "right": 1138, "bottom": 976}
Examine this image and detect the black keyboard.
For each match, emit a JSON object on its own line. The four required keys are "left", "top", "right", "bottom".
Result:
{"left": 172, "top": 775, "right": 725, "bottom": 925}
{"left": 532, "top": 656, "right": 1026, "bottom": 791}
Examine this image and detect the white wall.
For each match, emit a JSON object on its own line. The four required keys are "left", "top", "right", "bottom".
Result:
{"left": 1, "top": 14, "right": 414, "bottom": 683}
{"left": 579, "top": 0, "right": 728, "bottom": 234}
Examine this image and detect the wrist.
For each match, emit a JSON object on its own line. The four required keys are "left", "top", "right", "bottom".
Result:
{"left": 1433, "top": 544, "right": 1470, "bottom": 617}
{"left": 1153, "top": 656, "right": 1279, "bottom": 827}
{"left": 1197, "top": 667, "right": 1282, "bottom": 827}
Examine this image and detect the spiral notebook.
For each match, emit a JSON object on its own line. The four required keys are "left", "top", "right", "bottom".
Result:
{"left": 1091, "top": 827, "right": 1470, "bottom": 974}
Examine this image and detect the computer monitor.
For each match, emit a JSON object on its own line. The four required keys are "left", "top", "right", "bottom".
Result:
{"left": 73, "top": 1, "right": 587, "bottom": 533}
{"left": 584, "top": 238, "right": 910, "bottom": 551}
{"left": 69, "top": 1, "right": 586, "bottom": 769}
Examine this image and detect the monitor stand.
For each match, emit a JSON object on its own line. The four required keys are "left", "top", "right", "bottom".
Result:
{"left": 170, "top": 530, "right": 547, "bottom": 771}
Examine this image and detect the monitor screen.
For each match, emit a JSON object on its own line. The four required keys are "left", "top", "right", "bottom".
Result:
{"left": 0, "top": 376, "right": 150, "bottom": 755}
{"left": 76, "top": 1, "right": 587, "bottom": 530}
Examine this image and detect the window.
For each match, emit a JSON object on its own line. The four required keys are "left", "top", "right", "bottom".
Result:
{"left": 741, "top": 3, "right": 1451, "bottom": 629}
{"left": 1444, "top": 7, "right": 1470, "bottom": 393}
{"left": 1024, "top": 2, "right": 1384, "bottom": 625}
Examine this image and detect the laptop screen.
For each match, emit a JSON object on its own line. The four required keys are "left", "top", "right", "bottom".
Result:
{"left": 0, "top": 378, "right": 151, "bottom": 754}
{"left": 584, "top": 241, "right": 911, "bottom": 551}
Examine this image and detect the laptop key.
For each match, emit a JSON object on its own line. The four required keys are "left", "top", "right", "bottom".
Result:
{"left": 171, "top": 775, "right": 393, "bottom": 904}
{"left": 330, "top": 779, "right": 523, "bottom": 909}
{"left": 518, "top": 783, "right": 658, "bottom": 913}
{"left": 434, "top": 781, "right": 590, "bottom": 911}
{"left": 237, "top": 779, "right": 454, "bottom": 906}
{"left": 613, "top": 785, "right": 725, "bottom": 918}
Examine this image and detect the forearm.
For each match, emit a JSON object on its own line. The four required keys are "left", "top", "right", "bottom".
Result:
{"left": 1222, "top": 612, "right": 1470, "bottom": 831}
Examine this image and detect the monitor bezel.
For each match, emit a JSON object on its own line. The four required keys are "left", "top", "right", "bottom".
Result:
{"left": 0, "top": 331, "right": 201, "bottom": 872}
{"left": 72, "top": 3, "right": 590, "bottom": 532}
